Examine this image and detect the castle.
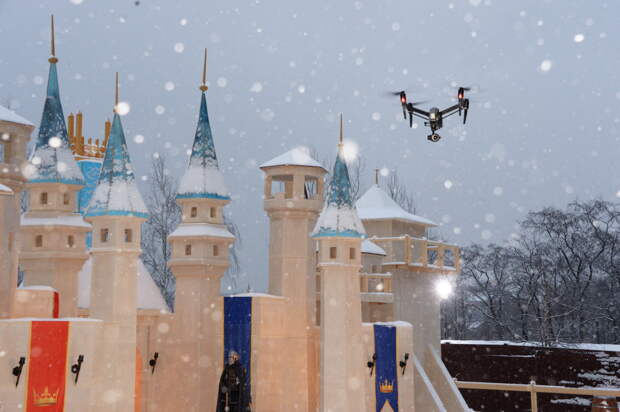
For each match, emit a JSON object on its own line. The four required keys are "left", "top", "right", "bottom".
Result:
{"left": 0, "top": 18, "right": 470, "bottom": 412}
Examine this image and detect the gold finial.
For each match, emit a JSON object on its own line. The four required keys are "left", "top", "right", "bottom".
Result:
{"left": 375, "top": 168, "right": 379, "bottom": 185}
{"left": 339, "top": 113, "right": 344, "bottom": 145}
{"left": 114, "top": 72, "right": 119, "bottom": 111}
{"left": 200, "top": 48, "right": 208, "bottom": 92}
{"left": 49, "top": 15, "right": 58, "bottom": 63}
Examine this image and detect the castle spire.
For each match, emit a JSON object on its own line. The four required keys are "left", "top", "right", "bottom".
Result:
{"left": 85, "top": 74, "right": 147, "bottom": 218}
{"left": 176, "top": 50, "right": 229, "bottom": 200}
{"left": 312, "top": 115, "right": 365, "bottom": 238}
{"left": 26, "top": 15, "right": 84, "bottom": 185}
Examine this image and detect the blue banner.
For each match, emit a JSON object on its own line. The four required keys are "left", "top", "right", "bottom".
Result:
{"left": 224, "top": 296, "right": 252, "bottom": 393}
{"left": 374, "top": 324, "right": 398, "bottom": 412}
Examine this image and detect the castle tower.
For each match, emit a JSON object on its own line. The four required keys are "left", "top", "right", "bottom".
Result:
{"left": 84, "top": 73, "right": 148, "bottom": 412}
{"left": 259, "top": 145, "right": 326, "bottom": 410}
{"left": 19, "top": 16, "right": 89, "bottom": 317}
{"left": 166, "top": 49, "right": 235, "bottom": 410}
{"left": 312, "top": 116, "right": 367, "bottom": 412}
{"left": 0, "top": 106, "right": 33, "bottom": 318}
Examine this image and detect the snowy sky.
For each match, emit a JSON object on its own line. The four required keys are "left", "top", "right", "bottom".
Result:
{"left": 2, "top": 0, "right": 620, "bottom": 291}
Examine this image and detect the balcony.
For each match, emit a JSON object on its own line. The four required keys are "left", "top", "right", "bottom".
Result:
{"left": 360, "top": 272, "right": 394, "bottom": 303}
{"left": 369, "top": 235, "right": 460, "bottom": 274}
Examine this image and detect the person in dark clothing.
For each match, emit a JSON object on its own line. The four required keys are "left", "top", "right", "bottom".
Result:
{"left": 216, "top": 351, "right": 251, "bottom": 412}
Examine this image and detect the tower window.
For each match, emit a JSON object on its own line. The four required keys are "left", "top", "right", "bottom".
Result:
{"left": 349, "top": 248, "right": 356, "bottom": 260}
{"left": 185, "top": 244, "right": 192, "bottom": 256}
{"left": 124, "top": 229, "right": 132, "bottom": 243}
{"left": 40, "top": 192, "right": 48, "bottom": 205}
{"left": 101, "top": 228, "right": 109, "bottom": 243}
{"left": 190, "top": 207, "right": 198, "bottom": 218}
{"left": 63, "top": 193, "right": 70, "bottom": 205}
{"left": 67, "top": 235, "right": 75, "bottom": 247}
{"left": 210, "top": 207, "right": 216, "bottom": 218}
{"left": 329, "top": 247, "right": 337, "bottom": 259}
{"left": 35, "top": 235, "right": 43, "bottom": 248}
{"left": 213, "top": 245, "right": 219, "bottom": 256}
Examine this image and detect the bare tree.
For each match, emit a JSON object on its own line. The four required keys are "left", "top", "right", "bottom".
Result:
{"left": 141, "top": 155, "right": 181, "bottom": 309}
{"left": 385, "top": 169, "right": 417, "bottom": 214}
{"left": 310, "top": 147, "right": 365, "bottom": 201}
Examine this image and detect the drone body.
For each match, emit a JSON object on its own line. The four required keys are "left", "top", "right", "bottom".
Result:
{"left": 396, "top": 87, "right": 471, "bottom": 142}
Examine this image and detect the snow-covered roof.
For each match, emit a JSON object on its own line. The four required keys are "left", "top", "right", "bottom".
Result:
{"left": 361, "top": 239, "right": 386, "bottom": 255}
{"left": 0, "top": 105, "right": 33, "bottom": 127}
{"left": 177, "top": 92, "right": 230, "bottom": 200}
{"left": 356, "top": 184, "right": 437, "bottom": 227}
{"left": 78, "top": 257, "right": 169, "bottom": 312}
{"left": 21, "top": 214, "right": 91, "bottom": 228}
{"left": 25, "top": 61, "right": 85, "bottom": 186}
{"left": 169, "top": 223, "right": 235, "bottom": 239}
{"left": 442, "top": 340, "right": 620, "bottom": 353}
{"left": 17, "top": 285, "right": 57, "bottom": 292}
{"left": 0, "top": 183, "right": 13, "bottom": 196}
{"left": 85, "top": 113, "right": 148, "bottom": 218}
{"left": 312, "top": 144, "right": 365, "bottom": 238}
{"left": 260, "top": 147, "right": 326, "bottom": 170}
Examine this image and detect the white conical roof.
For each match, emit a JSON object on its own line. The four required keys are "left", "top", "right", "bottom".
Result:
{"left": 78, "top": 257, "right": 169, "bottom": 311}
{"left": 356, "top": 184, "right": 437, "bottom": 226}
{"left": 260, "top": 147, "right": 326, "bottom": 170}
{"left": 0, "top": 105, "right": 33, "bottom": 127}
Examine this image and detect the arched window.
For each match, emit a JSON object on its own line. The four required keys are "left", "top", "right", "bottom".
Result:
{"left": 329, "top": 247, "right": 337, "bottom": 259}
{"left": 210, "top": 207, "right": 216, "bottom": 218}
{"left": 101, "top": 228, "right": 109, "bottom": 243}
{"left": 185, "top": 244, "right": 192, "bottom": 256}
{"left": 63, "top": 193, "right": 70, "bottom": 205}
{"left": 213, "top": 244, "right": 219, "bottom": 256}
{"left": 35, "top": 235, "right": 43, "bottom": 247}
{"left": 40, "top": 192, "right": 48, "bottom": 205}
{"left": 349, "top": 248, "right": 356, "bottom": 260}
{"left": 67, "top": 235, "right": 75, "bottom": 247}
{"left": 190, "top": 207, "right": 198, "bottom": 218}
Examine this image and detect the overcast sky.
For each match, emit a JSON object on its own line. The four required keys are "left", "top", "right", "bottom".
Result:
{"left": 2, "top": 0, "right": 619, "bottom": 291}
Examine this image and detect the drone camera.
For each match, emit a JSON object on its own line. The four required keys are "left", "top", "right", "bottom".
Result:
{"left": 427, "top": 133, "right": 441, "bottom": 142}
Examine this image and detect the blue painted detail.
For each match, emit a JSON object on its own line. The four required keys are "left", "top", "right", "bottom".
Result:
{"left": 374, "top": 324, "right": 399, "bottom": 412}
{"left": 77, "top": 160, "right": 102, "bottom": 213}
{"left": 326, "top": 149, "right": 354, "bottom": 209}
{"left": 175, "top": 192, "right": 230, "bottom": 200}
{"left": 224, "top": 296, "right": 252, "bottom": 396}
{"left": 29, "top": 62, "right": 85, "bottom": 185}
{"left": 85, "top": 113, "right": 148, "bottom": 218}
{"left": 189, "top": 92, "right": 219, "bottom": 169}
{"left": 313, "top": 229, "right": 365, "bottom": 238}
{"left": 85, "top": 210, "right": 149, "bottom": 219}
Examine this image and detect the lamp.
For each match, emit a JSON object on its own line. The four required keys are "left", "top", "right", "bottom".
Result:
{"left": 12, "top": 357, "right": 25, "bottom": 387}
{"left": 367, "top": 353, "right": 377, "bottom": 376}
{"left": 149, "top": 352, "right": 159, "bottom": 374}
{"left": 71, "top": 355, "right": 84, "bottom": 384}
{"left": 399, "top": 353, "right": 409, "bottom": 376}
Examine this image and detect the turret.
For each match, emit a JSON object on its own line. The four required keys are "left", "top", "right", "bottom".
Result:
{"left": 312, "top": 115, "right": 367, "bottom": 412}
{"left": 84, "top": 73, "right": 148, "bottom": 411}
{"left": 165, "top": 49, "right": 235, "bottom": 410}
{"left": 19, "top": 16, "right": 89, "bottom": 317}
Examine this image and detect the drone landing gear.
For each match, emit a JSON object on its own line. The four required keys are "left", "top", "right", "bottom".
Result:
{"left": 427, "top": 133, "right": 441, "bottom": 142}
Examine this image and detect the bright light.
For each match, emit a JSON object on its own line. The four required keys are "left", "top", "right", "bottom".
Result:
{"left": 115, "top": 101, "right": 130, "bottom": 116}
{"left": 380, "top": 167, "right": 390, "bottom": 177}
{"left": 435, "top": 279, "right": 453, "bottom": 300}
{"left": 341, "top": 140, "right": 359, "bottom": 162}
{"left": 48, "top": 136, "right": 62, "bottom": 148}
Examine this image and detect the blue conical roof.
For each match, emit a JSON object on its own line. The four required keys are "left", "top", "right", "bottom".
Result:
{"left": 176, "top": 92, "right": 230, "bottom": 200}
{"left": 26, "top": 62, "right": 84, "bottom": 185}
{"left": 85, "top": 113, "right": 148, "bottom": 218}
{"left": 312, "top": 144, "right": 365, "bottom": 238}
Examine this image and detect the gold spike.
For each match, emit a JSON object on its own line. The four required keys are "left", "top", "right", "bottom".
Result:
{"left": 339, "top": 113, "right": 344, "bottom": 144}
{"left": 49, "top": 15, "right": 58, "bottom": 63}
{"left": 200, "top": 48, "right": 209, "bottom": 92}
{"left": 114, "top": 72, "right": 119, "bottom": 112}
{"left": 375, "top": 168, "right": 379, "bottom": 185}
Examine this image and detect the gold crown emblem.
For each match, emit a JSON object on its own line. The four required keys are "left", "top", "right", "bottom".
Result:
{"left": 379, "top": 379, "right": 394, "bottom": 393}
{"left": 33, "top": 387, "right": 59, "bottom": 406}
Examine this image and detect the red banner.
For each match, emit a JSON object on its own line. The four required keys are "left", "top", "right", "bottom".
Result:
{"left": 26, "top": 321, "right": 69, "bottom": 411}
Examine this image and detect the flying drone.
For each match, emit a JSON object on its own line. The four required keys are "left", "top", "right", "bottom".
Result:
{"left": 391, "top": 87, "right": 472, "bottom": 142}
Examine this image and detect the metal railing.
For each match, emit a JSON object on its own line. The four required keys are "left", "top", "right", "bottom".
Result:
{"left": 369, "top": 235, "right": 461, "bottom": 273}
{"left": 360, "top": 273, "right": 393, "bottom": 293}
{"left": 454, "top": 379, "right": 620, "bottom": 412}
